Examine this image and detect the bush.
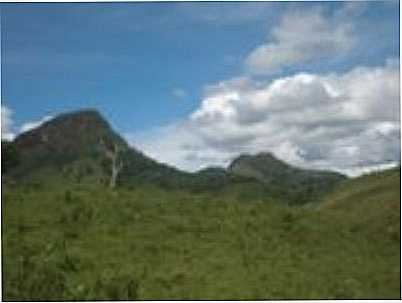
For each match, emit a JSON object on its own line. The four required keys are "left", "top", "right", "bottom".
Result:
{"left": 89, "top": 272, "right": 139, "bottom": 300}
{"left": 64, "top": 190, "right": 73, "bottom": 203}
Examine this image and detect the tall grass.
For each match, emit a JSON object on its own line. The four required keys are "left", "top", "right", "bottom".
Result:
{"left": 2, "top": 170, "right": 400, "bottom": 300}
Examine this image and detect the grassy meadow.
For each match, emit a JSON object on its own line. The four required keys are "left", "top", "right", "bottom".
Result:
{"left": 2, "top": 168, "right": 400, "bottom": 300}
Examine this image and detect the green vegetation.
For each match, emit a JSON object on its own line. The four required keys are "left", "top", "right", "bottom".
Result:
{"left": 1, "top": 141, "right": 20, "bottom": 174}
{"left": 6, "top": 110, "right": 345, "bottom": 204}
{"left": 2, "top": 167, "right": 400, "bottom": 300}
{"left": 2, "top": 110, "right": 399, "bottom": 300}
{"left": 228, "top": 152, "right": 346, "bottom": 204}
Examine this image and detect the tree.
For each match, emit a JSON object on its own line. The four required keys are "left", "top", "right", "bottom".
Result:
{"left": 2, "top": 141, "right": 19, "bottom": 174}
{"left": 100, "top": 137, "right": 124, "bottom": 189}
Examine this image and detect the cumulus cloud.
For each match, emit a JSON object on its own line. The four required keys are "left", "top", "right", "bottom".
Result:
{"left": 19, "top": 115, "right": 53, "bottom": 133}
{"left": 128, "top": 59, "right": 400, "bottom": 176}
{"left": 245, "top": 7, "right": 356, "bottom": 74}
{"left": 1, "top": 105, "right": 15, "bottom": 141}
{"left": 125, "top": 122, "right": 233, "bottom": 172}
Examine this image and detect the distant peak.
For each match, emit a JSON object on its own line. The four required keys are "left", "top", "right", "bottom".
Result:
{"left": 54, "top": 108, "right": 105, "bottom": 120}
{"left": 70, "top": 108, "right": 102, "bottom": 116}
{"left": 44, "top": 108, "right": 110, "bottom": 128}
{"left": 255, "top": 152, "right": 277, "bottom": 159}
{"left": 231, "top": 151, "right": 279, "bottom": 163}
{"left": 12, "top": 108, "right": 123, "bottom": 155}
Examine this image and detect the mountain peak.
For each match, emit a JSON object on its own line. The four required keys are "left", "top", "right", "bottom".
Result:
{"left": 255, "top": 152, "right": 277, "bottom": 159}
{"left": 42, "top": 108, "right": 110, "bottom": 130}
{"left": 228, "top": 151, "right": 346, "bottom": 204}
{"left": 7, "top": 109, "right": 183, "bottom": 188}
{"left": 12, "top": 109, "right": 126, "bottom": 169}
{"left": 55, "top": 108, "right": 104, "bottom": 119}
{"left": 229, "top": 151, "right": 287, "bottom": 171}
{"left": 6, "top": 109, "right": 346, "bottom": 199}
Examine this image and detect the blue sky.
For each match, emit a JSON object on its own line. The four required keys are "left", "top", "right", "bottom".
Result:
{"left": 1, "top": 2, "right": 276, "bottom": 131}
{"left": 1, "top": 1, "right": 400, "bottom": 175}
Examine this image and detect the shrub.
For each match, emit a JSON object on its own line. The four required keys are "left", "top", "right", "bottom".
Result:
{"left": 64, "top": 190, "right": 72, "bottom": 203}
{"left": 90, "top": 272, "right": 139, "bottom": 300}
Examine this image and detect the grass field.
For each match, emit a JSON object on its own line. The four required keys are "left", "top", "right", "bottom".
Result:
{"left": 2, "top": 168, "right": 400, "bottom": 300}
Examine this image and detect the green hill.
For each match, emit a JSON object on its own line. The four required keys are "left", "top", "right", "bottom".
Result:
{"left": 228, "top": 152, "right": 346, "bottom": 204}
{"left": 2, "top": 167, "right": 400, "bottom": 300}
{"left": 3, "top": 109, "right": 345, "bottom": 202}
{"left": 318, "top": 166, "right": 400, "bottom": 238}
{"left": 3, "top": 110, "right": 222, "bottom": 191}
{"left": 6, "top": 109, "right": 183, "bottom": 185}
{"left": 2, "top": 109, "right": 399, "bottom": 300}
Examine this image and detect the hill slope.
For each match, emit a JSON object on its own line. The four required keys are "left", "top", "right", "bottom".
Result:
{"left": 5, "top": 109, "right": 200, "bottom": 189}
{"left": 228, "top": 152, "right": 346, "bottom": 204}
{"left": 9, "top": 109, "right": 131, "bottom": 182}
{"left": 2, "top": 168, "right": 400, "bottom": 300}
{"left": 4, "top": 109, "right": 345, "bottom": 201}
{"left": 318, "top": 166, "right": 400, "bottom": 238}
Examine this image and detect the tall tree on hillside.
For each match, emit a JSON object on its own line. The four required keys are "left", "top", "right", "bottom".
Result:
{"left": 101, "top": 137, "right": 124, "bottom": 189}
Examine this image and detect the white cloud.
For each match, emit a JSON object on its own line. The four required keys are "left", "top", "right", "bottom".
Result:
{"left": 128, "top": 59, "right": 400, "bottom": 176}
{"left": 1, "top": 105, "right": 54, "bottom": 140}
{"left": 245, "top": 7, "right": 356, "bottom": 74}
{"left": 19, "top": 115, "right": 53, "bottom": 133}
{"left": 1, "top": 105, "right": 15, "bottom": 141}
{"left": 172, "top": 88, "right": 187, "bottom": 100}
{"left": 342, "top": 162, "right": 399, "bottom": 178}
{"left": 125, "top": 122, "right": 233, "bottom": 172}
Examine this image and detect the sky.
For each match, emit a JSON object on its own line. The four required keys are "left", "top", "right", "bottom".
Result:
{"left": 1, "top": 1, "right": 400, "bottom": 176}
